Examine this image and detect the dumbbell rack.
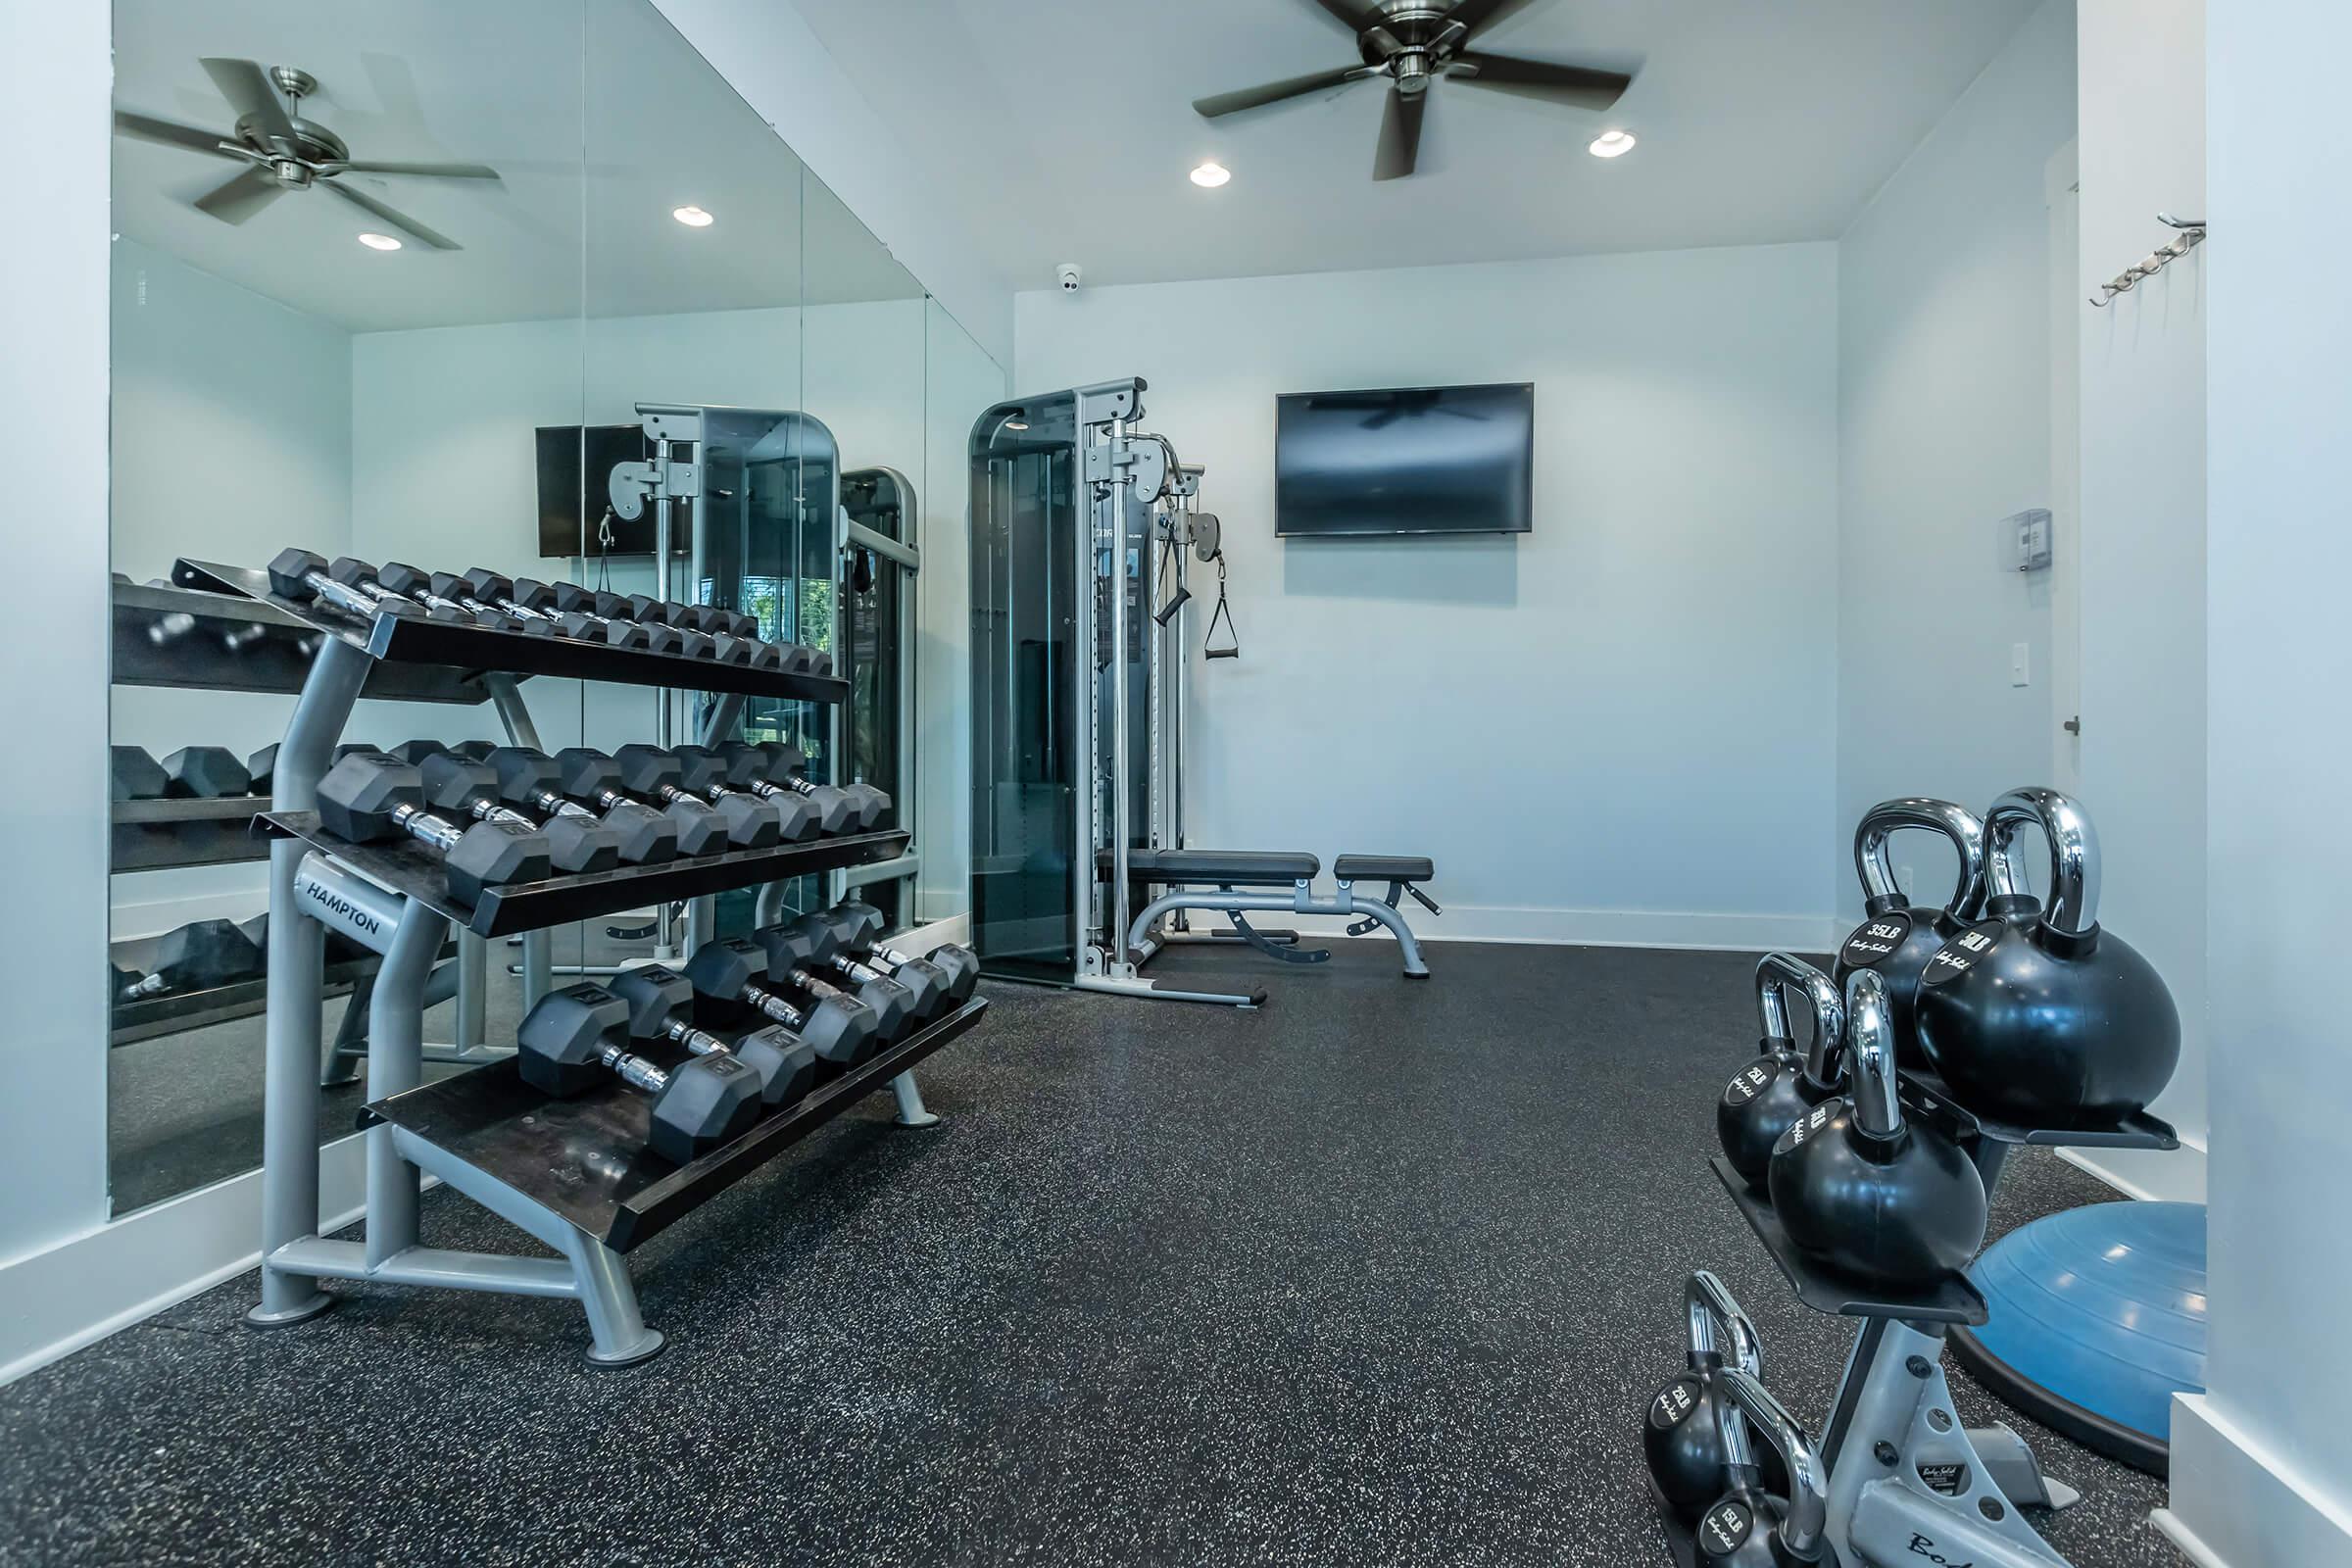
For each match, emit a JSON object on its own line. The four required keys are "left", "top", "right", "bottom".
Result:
{"left": 109, "top": 575, "right": 511, "bottom": 1054}
{"left": 1657, "top": 1084, "right": 2179, "bottom": 1568}
{"left": 195, "top": 555, "right": 974, "bottom": 1365}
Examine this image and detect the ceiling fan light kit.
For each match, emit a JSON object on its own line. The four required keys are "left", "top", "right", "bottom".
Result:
{"left": 113, "top": 57, "right": 502, "bottom": 251}
{"left": 1192, "top": 0, "right": 1635, "bottom": 181}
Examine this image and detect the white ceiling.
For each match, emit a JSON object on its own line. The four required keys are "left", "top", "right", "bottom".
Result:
{"left": 110, "top": 0, "right": 921, "bottom": 333}
{"left": 794, "top": 0, "right": 2045, "bottom": 291}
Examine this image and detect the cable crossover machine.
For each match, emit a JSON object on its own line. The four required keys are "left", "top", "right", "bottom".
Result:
{"left": 968, "top": 376, "right": 1440, "bottom": 1007}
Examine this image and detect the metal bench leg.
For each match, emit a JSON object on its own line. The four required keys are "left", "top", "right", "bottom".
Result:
{"left": 1346, "top": 894, "right": 1431, "bottom": 979}
{"left": 562, "top": 1230, "right": 665, "bottom": 1368}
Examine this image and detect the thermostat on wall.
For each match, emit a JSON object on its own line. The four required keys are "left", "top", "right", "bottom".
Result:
{"left": 2004, "top": 509, "right": 2053, "bottom": 573}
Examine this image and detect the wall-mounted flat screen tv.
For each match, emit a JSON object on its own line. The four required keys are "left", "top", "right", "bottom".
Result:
{"left": 1274, "top": 382, "right": 1533, "bottom": 537}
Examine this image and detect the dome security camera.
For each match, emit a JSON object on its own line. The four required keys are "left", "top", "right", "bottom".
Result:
{"left": 1055, "top": 263, "right": 1083, "bottom": 293}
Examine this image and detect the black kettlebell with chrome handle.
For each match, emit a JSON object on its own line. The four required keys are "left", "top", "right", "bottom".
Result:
{"left": 1915, "top": 788, "right": 2180, "bottom": 1129}
{"left": 1832, "top": 798, "right": 1985, "bottom": 1070}
{"left": 1770, "top": 969, "right": 1987, "bottom": 1292}
{"left": 1717, "top": 955, "right": 1845, "bottom": 1190}
{"left": 1693, "top": 1369, "right": 1838, "bottom": 1566}
{"left": 1642, "top": 1272, "right": 1787, "bottom": 1518}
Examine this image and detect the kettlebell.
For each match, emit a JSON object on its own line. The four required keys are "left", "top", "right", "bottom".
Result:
{"left": 1693, "top": 1369, "right": 1837, "bottom": 1567}
{"left": 1831, "top": 798, "right": 1986, "bottom": 1069}
{"left": 1717, "top": 956, "right": 1845, "bottom": 1190}
{"left": 1642, "top": 1273, "right": 1786, "bottom": 1518}
{"left": 1915, "top": 788, "right": 2181, "bottom": 1129}
{"left": 1769, "top": 969, "right": 1987, "bottom": 1292}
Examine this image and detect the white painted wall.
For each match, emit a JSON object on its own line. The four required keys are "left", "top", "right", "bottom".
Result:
{"left": 0, "top": 0, "right": 112, "bottom": 1270}
{"left": 1834, "top": 0, "right": 2075, "bottom": 921}
{"left": 2071, "top": 0, "right": 2208, "bottom": 1195}
{"left": 2159, "top": 7, "right": 2352, "bottom": 1561}
{"left": 108, "top": 239, "right": 354, "bottom": 930}
{"left": 651, "top": 0, "right": 1016, "bottom": 368}
{"left": 1015, "top": 245, "right": 1842, "bottom": 949}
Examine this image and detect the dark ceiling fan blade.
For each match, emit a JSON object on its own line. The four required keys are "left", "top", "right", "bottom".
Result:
{"left": 1194, "top": 64, "right": 1372, "bottom": 119}
{"left": 1449, "top": 51, "right": 1632, "bottom": 110}
{"left": 319, "top": 177, "right": 460, "bottom": 250}
{"left": 199, "top": 58, "right": 299, "bottom": 146}
{"left": 1373, "top": 86, "right": 1426, "bottom": 181}
{"left": 192, "top": 165, "right": 286, "bottom": 224}
{"left": 113, "top": 111, "right": 241, "bottom": 158}
{"left": 1445, "top": 0, "right": 1544, "bottom": 39}
{"left": 337, "top": 160, "right": 504, "bottom": 180}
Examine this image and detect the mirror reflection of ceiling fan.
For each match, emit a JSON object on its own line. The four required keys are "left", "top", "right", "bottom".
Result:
{"left": 1310, "top": 389, "right": 1492, "bottom": 428}
{"left": 114, "top": 58, "right": 501, "bottom": 251}
{"left": 1193, "top": 0, "right": 1634, "bottom": 181}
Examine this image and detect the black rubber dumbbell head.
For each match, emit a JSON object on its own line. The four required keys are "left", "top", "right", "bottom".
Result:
{"left": 645, "top": 1055, "right": 764, "bottom": 1164}
{"left": 328, "top": 557, "right": 459, "bottom": 623}
{"left": 428, "top": 571, "right": 554, "bottom": 636}
{"left": 749, "top": 744, "right": 856, "bottom": 835}
{"left": 669, "top": 749, "right": 783, "bottom": 848}
{"left": 705, "top": 633, "right": 759, "bottom": 667}
{"left": 388, "top": 740, "right": 450, "bottom": 767}
{"left": 161, "top": 745, "right": 252, "bottom": 800}
{"left": 135, "top": 918, "right": 265, "bottom": 994}
{"left": 112, "top": 746, "right": 169, "bottom": 802}
{"left": 609, "top": 966, "right": 803, "bottom": 1107}
{"left": 734, "top": 1025, "right": 821, "bottom": 1105}
{"left": 584, "top": 747, "right": 724, "bottom": 858}
{"left": 423, "top": 755, "right": 619, "bottom": 876}
{"left": 610, "top": 746, "right": 760, "bottom": 852}
{"left": 754, "top": 925, "right": 914, "bottom": 1041}
{"left": 784, "top": 912, "right": 946, "bottom": 1021}
{"left": 495, "top": 747, "right": 677, "bottom": 865}
{"left": 246, "top": 743, "right": 366, "bottom": 798}
{"left": 376, "top": 562, "right": 511, "bottom": 630}
{"left": 268, "top": 547, "right": 418, "bottom": 617}
{"left": 682, "top": 940, "right": 877, "bottom": 1063}
{"left": 317, "top": 753, "right": 551, "bottom": 900}
{"left": 451, "top": 741, "right": 497, "bottom": 762}
{"left": 702, "top": 747, "right": 817, "bottom": 841}
{"left": 517, "top": 984, "right": 628, "bottom": 1097}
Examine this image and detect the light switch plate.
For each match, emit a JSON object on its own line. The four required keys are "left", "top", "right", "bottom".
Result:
{"left": 2011, "top": 642, "right": 2032, "bottom": 687}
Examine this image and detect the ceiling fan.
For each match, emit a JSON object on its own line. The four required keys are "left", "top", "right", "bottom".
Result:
{"left": 114, "top": 59, "right": 500, "bottom": 251}
{"left": 1192, "top": 0, "right": 1633, "bottom": 181}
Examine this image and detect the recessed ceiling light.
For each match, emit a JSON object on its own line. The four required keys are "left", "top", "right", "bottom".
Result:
{"left": 672, "top": 205, "right": 715, "bottom": 227}
{"left": 357, "top": 232, "right": 402, "bottom": 251}
{"left": 1589, "top": 130, "right": 1637, "bottom": 159}
{"left": 1004, "top": 419, "right": 1029, "bottom": 431}
{"left": 1189, "top": 161, "right": 1232, "bottom": 188}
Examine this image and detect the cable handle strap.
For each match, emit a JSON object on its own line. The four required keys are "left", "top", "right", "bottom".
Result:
{"left": 1202, "top": 556, "right": 1240, "bottom": 660}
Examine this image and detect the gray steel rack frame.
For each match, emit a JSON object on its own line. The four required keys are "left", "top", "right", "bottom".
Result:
{"left": 208, "top": 557, "right": 946, "bottom": 1362}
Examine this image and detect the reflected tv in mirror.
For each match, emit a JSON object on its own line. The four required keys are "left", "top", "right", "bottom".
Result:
{"left": 1274, "top": 382, "right": 1533, "bottom": 537}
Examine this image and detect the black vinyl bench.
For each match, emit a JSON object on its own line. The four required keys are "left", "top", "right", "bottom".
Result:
{"left": 1112, "top": 848, "right": 1440, "bottom": 978}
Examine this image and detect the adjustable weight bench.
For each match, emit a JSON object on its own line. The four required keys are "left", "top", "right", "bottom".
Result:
{"left": 1096, "top": 849, "right": 1439, "bottom": 1005}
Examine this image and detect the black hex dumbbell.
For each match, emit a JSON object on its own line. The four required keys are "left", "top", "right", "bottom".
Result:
{"left": 549, "top": 584, "right": 688, "bottom": 655}
{"left": 608, "top": 965, "right": 820, "bottom": 1107}
{"left": 112, "top": 746, "right": 169, "bottom": 802}
{"left": 516, "top": 985, "right": 762, "bottom": 1164}
{"left": 624, "top": 744, "right": 815, "bottom": 843}
{"left": 551, "top": 748, "right": 729, "bottom": 858}
{"left": 116, "top": 918, "right": 266, "bottom": 1002}
{"left": 668, "top": 744, "right": 821, "bottom": 842}
{"left": 371, "top": 562, "right": 527, "bottom": 631}
{"left": 416, "top": 570, "right": 558, "bottom": 637}
{"left": 724, "top": 741, "right": 883, "bottom": 834}
{"left": 247, "top": 743, "right": 369, "bottom": 798}
{"left": 316, "top": 752, "right": 553, "bottom": 904}
{"left": 680, "top": 939, "right": 878, "bottom": 1065}
{"left": 612, "top": 596, "right": 716, "bottom": 660}
{"left": 325, "top": 558, "right": 487, "bottom": 629}
{"left": 161, "top": 746, "right": 252, "bottom": 799}
{"left": 486, "top": 747, "right": 677, "bottom": 865}
{"left": 421, "top": 754, "right": 621, "bottom": 877}
{"left": 825, "top": 902, "right": 981, "bottom": 1008}
{"left": 488, "top": 572, "right": 654, "bottom": 650}
{"left": 751, "top": 922, "right": 919, "bottom": 1042}
{"left": 772, "top": 911, "right": 950, "bottom": 1024}
{"left": 268, "top": 548, "right": 425, "bottom": 624}
{"left": 608, "top": 746, "right": 782, "bottom": 849}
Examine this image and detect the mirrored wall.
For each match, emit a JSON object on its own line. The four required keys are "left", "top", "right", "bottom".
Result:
{"left": 105, "top": 0, "right": 1004, "bottom": 1213}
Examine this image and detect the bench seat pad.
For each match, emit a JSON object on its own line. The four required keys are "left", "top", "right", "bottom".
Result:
{"left": 1125, "top": 849, "right": 1321, "bottom": 883}
{"left": 1333, "top": 855, "right": 1435, "bottom": 883}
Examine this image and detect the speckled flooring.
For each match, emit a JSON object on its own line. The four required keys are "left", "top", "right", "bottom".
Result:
{"left": 8, "top": 941, "right": 2179, "bottom": 1567}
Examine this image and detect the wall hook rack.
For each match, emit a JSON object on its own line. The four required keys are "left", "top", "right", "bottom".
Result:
{"left": 2090, "top": 212, "right": 2206, "bottom": 307}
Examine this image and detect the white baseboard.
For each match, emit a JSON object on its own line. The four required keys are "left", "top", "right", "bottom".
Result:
{"left": 2160, "top": 1394, "right": 2352, "bottom": 1568}
{"left": 0, "top": 1132, "right": 370, "bottom": 1385}
{"left": 2057, "top": 1141, "right": 2207, "bottom": 1202}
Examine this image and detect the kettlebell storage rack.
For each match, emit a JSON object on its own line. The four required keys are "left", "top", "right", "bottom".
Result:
{"left": 1661, "top": 1091, "right": 2179, "bottom": 1568}
{"left": 192, "top": 555, "right": 968, "bottom": 1364}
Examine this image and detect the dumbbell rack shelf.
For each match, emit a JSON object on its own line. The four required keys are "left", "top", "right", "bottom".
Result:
{"left": 256, "top": 812, "right": 909, "bottom": 938}
{"left": 116, "top": 576, "right": 498, "bottom": 705}
{"left": 109, "top": 938, "right": 455, "bottom": 1049}
{"left": 1706, "top": 1155, "right": 1989, "bottom": 1324}
{"left": 112, "top": 795, "right": 273, "bottom": 872}
{"left": 173, "top": 559, "right": 850, "bottom": 705}
{"left": 364, "top": 998, "right": 987, "bottom": 1252}
{"left": 220, "top": 550, "right": 945, "bottom": 1367}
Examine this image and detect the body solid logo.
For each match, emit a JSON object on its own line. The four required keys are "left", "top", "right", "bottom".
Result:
{"left": 1908, "top": 1533, "right": 1976, "bottom": 1566}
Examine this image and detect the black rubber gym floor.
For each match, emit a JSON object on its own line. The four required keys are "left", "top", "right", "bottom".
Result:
{"left": 6, "top": 941, "right": 2179, "bottom": 1566}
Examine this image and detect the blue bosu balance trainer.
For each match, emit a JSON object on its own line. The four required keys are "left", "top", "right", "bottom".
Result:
{"left": 1949, "top": 1200, "right": 2207, "bottom": 1476}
